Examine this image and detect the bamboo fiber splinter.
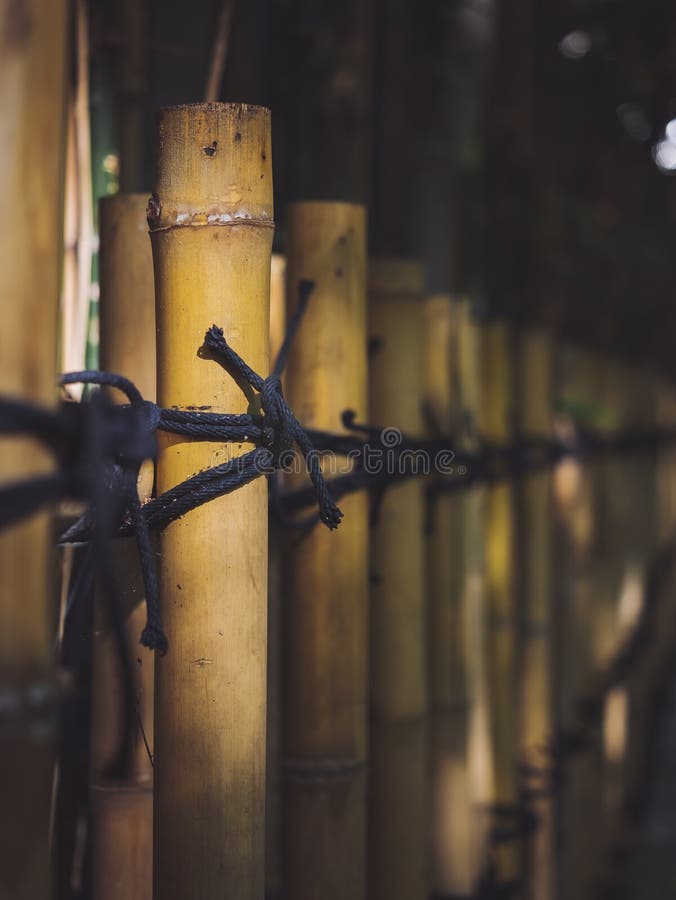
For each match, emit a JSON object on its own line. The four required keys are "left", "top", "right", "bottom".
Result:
{"left": 90, "top": 194, "right": 156, "bottom": 900}
{"left": 0, "top": 3, "right": 68, "bottom": 898}
{"left": 150, "top": 103, "right": 273, "bottom": 900}
{"left": 283, "top": 202, "right": 368, "bottom": 900}
{"left": 368, "top": 260, "right": 428, "bottom": 900}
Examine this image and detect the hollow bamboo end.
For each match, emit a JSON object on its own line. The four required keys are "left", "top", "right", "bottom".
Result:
{"left": 368, "top": 258, "right": 424, "bottom": 296}
{"left": 159, "top": 101, "right": 270, "bottom": 116}
{"left": 151, "top": 102, "right": 273, "bottom": 230}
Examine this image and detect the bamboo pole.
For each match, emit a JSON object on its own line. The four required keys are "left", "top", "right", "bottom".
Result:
{"left": 479, "top": 318, "right": 520, "bottom": 888}
{"left": 89, "top": 194, "right": 155, "bottom": 900}
{"left": 0, "top": 2, "right": 68, "bottom": 897}
{"left": 424, "top": 294, "right": 459, "bottom": 715}
{"left": 517, "top": 328, "right": 555, "bottom": 900}
{"left": 61, "top": 0, "right": 94, "bottom": 381}
{"left": 554, "top": 345, "right": 604, "bottom": 900}
{"left": 457, "top": 300, "right": 493, "bottom": 888}
{"left": 283, "top": 201, "right": 368, "bottom": 900}
{"left": 602, "top": 362, "right": 658, "bottom": 856}
{"left": 424, "top": 294, "right": 474, "bottom": 895}
{"left": 368, "top": 260, "right": 427, "bottom": 900}
{"left": 269, "top": 254, "right": 287, "bottom": 367}
{"left": 150, "top": 102, "right": 273, "bottom": 900}
{"left": 620, "top": 376, "right": 676, "bottom": 815}
{"left": 266, "top": 252, "right": 285, "bottom": 899}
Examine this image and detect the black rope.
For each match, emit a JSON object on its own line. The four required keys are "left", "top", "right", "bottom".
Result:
{"left": 1, "top": 278, "right": 675, "bottom": 662}
{"left": 0, "top": 281, "right": 346, "bottom": 656}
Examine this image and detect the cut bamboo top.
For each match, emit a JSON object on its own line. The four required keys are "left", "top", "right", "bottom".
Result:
{"left": 369, "top": 258, "right": 425, "bottom": 296}
{"left": 149, "top": 103, "right": 273, "bottom": 232}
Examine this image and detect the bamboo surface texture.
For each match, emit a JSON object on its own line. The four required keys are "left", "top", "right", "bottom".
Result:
{"left": 150, "top": 103, "right": 273, "bottom": 900}
{"left": 0, "top": 2, "right": 68, "bottom": 897}
{"left": 517, "top": 329, "right": 555, "bottom": 900}
{"left": 91, "top": 193, "right": 155, "bottom": 900}
{"left": 283, "top": 202, "right": 368, "bottom": 900}
{"left": 368, "top": 259, "right": 427, "bottom": 900}
{"left": 479, "top": 319, "right": 520, "bottom": 887}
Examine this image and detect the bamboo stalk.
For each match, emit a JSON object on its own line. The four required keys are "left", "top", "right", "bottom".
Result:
{"left": 458, "top": 300, "right": 493, "bottom": 887}
{"left": 516, "top": 328, "right": 555, "bottom": 900}
{"left": 554, "top": 345, "right": 604, "bottom": 900}
{"left": 90, "top": 193, "right": 155, "bottom": 900}
{"left": 479, "top": 318, "right": 520, "bottom": 887}
{"left": 0, "top": 1, "right": 68, "bottom": 897}
{"left": 61, "top": 0, "right": 94, "bottom": 383}
{"left": 602, "top": 362, "right": 658, "bottom": 857}
{"left": 266, "top": 252, "right": 286, "bottom": 900}
{"left": 424, "top": 294, "right": 474, "bottom": 895}
{"left": 283, "top": 201, "right": 368, "bottom": 900}
{"left": 150, "top": 102, "right": 273, "bottom": 900}
{"left": 621, "top": 376, "right": 676, "bottom": 814}
{"left": 368, "top": 259, "right": 427, "bottom": 900}
{"left": 424, "top": 294, "right": 459, "bottom": 712}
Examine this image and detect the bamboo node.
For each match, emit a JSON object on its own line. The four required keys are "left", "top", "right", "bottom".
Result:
{"left": 147, "top": 200, "right": 275, "bottom": 232}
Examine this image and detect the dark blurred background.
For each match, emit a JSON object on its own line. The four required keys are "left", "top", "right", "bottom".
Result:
{"left": 88, "top": 0, "right": 676, "bottom": 373}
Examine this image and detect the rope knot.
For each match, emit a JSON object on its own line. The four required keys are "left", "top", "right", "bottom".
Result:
{"left": 203, "top": 309, "right": 343, "bottom": 531}
{"left": 260, "top": 374, "right": 295, "bottom": 465}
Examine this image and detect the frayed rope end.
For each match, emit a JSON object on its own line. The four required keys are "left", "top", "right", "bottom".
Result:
{"left": 321, "top": 501, "right": 344, "bottom": 531}
{"left": 141, "top": 625, "right": 169, "bottom": 655}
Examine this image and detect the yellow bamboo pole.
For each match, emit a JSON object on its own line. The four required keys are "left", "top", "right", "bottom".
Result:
{"left": 0, "top": 2, "right": 68, "bottom": 898}
{"left": 424, "top": 294, "right": 474, "bottom": 895}
{"left": 269, "top": 254, "right": 287, "bottom": 367}
{"left": 458, "top": 300, "right": 493, "bottom": 888}
{"left": 517, "top": 328, "right": 555, "bottom": 900}
{"left": 0, "top": 3, "right": 68, "bottom": 898}
{"left": 479, "top": 318, "right": 520, "bottom": 888}
{"left": 283, "top": 201, "right": 368, "bottom": 900}
{"left": 368, "top": 259, "right": 427, "bottom": 900}
{"left": 266, "top": 252, "right": 285, "bottom": 899}
{"left": 90, "top": 193, "right": 155, "bottom": 900}
{"left": 150, "top": 102, "right": 273, "bottom": 900}
{"left": 61, "top": 0, "right": 94, "bottom": 380}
